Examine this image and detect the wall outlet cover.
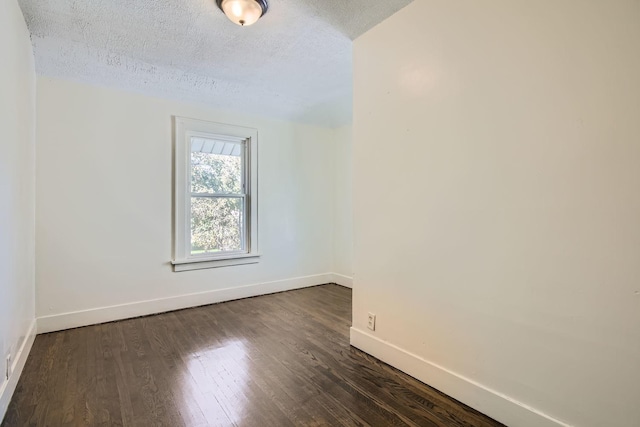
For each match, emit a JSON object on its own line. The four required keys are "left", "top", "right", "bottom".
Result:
{"left": 367, "top": 313, "right": 376, "bottom": 331}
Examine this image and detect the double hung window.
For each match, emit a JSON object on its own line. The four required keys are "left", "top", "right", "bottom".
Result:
{"left": 172, "top": 117, "right": 259, "bottom": 271}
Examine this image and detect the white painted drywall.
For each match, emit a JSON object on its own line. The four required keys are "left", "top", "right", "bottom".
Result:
{"left": 352, "top": 1, "right": 640, "bottom": 427}
{"left": 333, "top": 125, "right": 353, "bottom": 280}
{"left": 35, "top": 77, "right": 334, "bottom": 322}
{"left": 0, "top": 0, "right": 36, "bottom": 416}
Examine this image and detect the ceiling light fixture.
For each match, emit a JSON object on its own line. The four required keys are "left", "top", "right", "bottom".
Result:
{"left": 216, "top": 0, "right": 268, "bottom": 26}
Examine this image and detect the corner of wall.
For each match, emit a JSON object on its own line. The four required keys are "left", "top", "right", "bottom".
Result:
{"left": 331, "top": 124, "right": 354, "bottom": 281}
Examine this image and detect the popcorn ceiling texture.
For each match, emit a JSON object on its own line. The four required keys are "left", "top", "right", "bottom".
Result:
{"left": 18, "top": 0, "right": 412, "bottom": 127}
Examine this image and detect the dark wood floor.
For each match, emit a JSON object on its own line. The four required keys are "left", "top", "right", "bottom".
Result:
{"left": 3, "top": 284, "right": 503, "bottom": 427}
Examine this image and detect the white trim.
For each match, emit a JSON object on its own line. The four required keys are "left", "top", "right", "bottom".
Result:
{"left": 37, "top": 273, "right": 334, "bottom": 334}
{"left": 331, "top": 273, "right": 353, "bottom": 288}
{"left": 173, "top": 117, "right": 259, "bottom": 269}
{"left": 172, "top": 253, "right": 261, "bottom": 272}
{"left": 172, "top": 252, "right": 261, "bottom": 264}
{"left": 0, "top": 319, "right": 37, "bottom": 423}
{"left": 350, "top": 327, "right": 572, "bottom": 427}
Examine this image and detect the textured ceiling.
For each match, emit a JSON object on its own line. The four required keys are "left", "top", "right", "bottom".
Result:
{"left": 18, "top": 0, "right": 412, "bottom": 127}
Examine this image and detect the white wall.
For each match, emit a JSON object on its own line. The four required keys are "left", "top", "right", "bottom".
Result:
{"left": 0, "top": 0, "right": 37, "bottom": 418}
{"left": 36, "top": 77, "right": 335, "bottom": 331}
{"left": 332, "top": 125, "right": 353, "bottom": 283}
{"left": 351, "top": 1, "right": 640, "bottom": 427}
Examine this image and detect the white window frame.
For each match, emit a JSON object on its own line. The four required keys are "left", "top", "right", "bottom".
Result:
{"left": 172, "top": 117, "right": 259, "bottom": 272}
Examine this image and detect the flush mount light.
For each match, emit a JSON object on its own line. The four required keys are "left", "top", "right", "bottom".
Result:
{"left": 216, "top": 0, "right": 268, "bottom": 26}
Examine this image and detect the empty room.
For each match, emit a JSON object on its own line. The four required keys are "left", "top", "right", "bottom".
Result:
{"left": 1, "top": 0, "right": 639, "bottom": 426}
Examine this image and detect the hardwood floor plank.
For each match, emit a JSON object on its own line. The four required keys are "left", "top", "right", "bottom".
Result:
{"left": 2, "top": 285, "right": 504, "bottom": 427}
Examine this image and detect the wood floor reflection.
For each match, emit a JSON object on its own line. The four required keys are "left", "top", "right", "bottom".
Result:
{"left": 2, "top": 284, "right": 504, "bottom": 426}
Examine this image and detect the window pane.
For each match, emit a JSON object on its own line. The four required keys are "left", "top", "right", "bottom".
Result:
{"left": 191, "top": 197, "right": 244, "bottom": 255}
{"left": 191, "top": 137, "right": 242, "bottom": 194}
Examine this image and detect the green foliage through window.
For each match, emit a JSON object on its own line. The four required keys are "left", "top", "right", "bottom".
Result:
{"left": 191, "top": 151, "right": 241, "bottom": 194}
{"left": 190, "top": 145, "right": 244, "bottom": 254}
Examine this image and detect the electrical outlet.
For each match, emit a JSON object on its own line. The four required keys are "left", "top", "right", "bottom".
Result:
{"left": 5, "top": 354, "right": 11, "bottom": 380}
{"left": 367, "top": 313, "right": 376, "bottom": 331}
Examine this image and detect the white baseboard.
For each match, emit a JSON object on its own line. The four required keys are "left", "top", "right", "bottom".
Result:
{"left": 331, "top": 273, "right": 353, "bottom": 288}
{"left": 350, "top": 327, "right": 571, "bottom": 427}
{"left": 0, "top": 319, "right": 37, "bottom": 423}
{"left": 38, "top": 273, "right": 334, "bottom": 334}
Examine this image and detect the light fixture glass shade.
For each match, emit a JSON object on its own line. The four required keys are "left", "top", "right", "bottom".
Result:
{"left": 219, "top": 0, "right": 265, "bottom": 26}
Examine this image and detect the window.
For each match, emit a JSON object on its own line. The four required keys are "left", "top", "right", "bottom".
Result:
{"left": 172, "top": 117, "right": 259, "bottom": 271}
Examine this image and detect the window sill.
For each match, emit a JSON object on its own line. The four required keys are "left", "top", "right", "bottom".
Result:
{"left": 171, "top": 253, "right": 261, "bottom": 272}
